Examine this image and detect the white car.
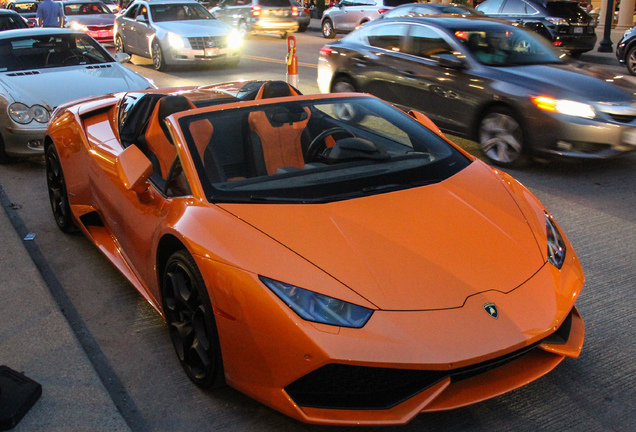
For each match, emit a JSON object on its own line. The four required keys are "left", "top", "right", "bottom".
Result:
{"left": 114, "top": 0, "right": 242, "bottom": 71}
{"left": 0, "top": 27, "right": 153, "bottom": 163}
{"left": 321, "top": 0, "right": 414, "bottom": 38}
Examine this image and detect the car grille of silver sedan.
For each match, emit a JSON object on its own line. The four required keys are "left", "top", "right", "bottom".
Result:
{"left": 188, "top": 36, "right": 227, "bottom": 50}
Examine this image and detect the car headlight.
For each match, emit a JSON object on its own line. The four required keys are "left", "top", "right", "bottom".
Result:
{"left": 260, "top": 276, "right": 373, "bottom": 328}
{"left": 8, "top": 103, "right": 50, "bottom": 124}
{"left": 531, "top": 96, "right": 595, "bottom": 119}
{"left": 227, "top": 29, "right": 242, "bottom": 50}
{"left": 545, "top": 212, "right": 566, "bottom": 269}
{"left": 70, "top": 21, "right": 88, "bottom": 32}
{"left": 167, "top": 32, "right": 185, "bottom": 49}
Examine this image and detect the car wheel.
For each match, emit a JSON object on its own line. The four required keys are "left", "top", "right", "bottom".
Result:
{"left": 298, "top": 24, "right": 307, "bottom": 33}
{"left": 478, "top": 107, "right": 529, "bottom": 167}
{"left": 152, "top": 39, "right": 167, "bottom": 71}
{"left": 238, "top": 20, "right": 249, "bottom": 39}
{"left": 115, "top": 34, "right": 126, "bottom": 55}
{"left": 626, "top": 45, "right": 636, "bottom": 76}
{"left": 280, "top": 31, "right": 287, "bottom": 39}
{"left": 0, "top": 134, "right": 12, "bottom": 164}
{"left": 45, "top": 143, "right": 77, "bottom": 233}
{"left": 331, "top": 76, "right": 364, "bottom": 122}
{"left": 163, "top": 250, "right": 225, "bottom": 389}
{"left": 569, "top": 50, "right": 583, "bottom": 59}
{"left": 322, "top": 18, "right": 335, "bottom": 39}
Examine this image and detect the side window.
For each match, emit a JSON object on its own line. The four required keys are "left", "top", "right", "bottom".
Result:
{"left": 124, "top": 4, "right": 139, "bottom": 18}
{"left": 365, "top": 24, "right": 407, "bottom": 52}
{"left": 526, "top": 4, "right": 539, "bottom": 15}
{"left": 476, "top": 0, "right": 504, "bottom": 14}
{"left": 501, "top": 0, "right": 527, "bottom": 14}
{"left": 406, "top": 24, "right": 453, "bottom": 59}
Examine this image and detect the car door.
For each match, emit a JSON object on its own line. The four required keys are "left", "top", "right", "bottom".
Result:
{"left": 117, "top": 4, "right": 141, "bottom": 54}
{"left": 331, "top": 0, "right": 368, "bottom": 32}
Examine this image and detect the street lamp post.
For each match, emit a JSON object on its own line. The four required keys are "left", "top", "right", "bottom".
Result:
{"left": 598, "top": 0, "right": 615, "bottom": 52}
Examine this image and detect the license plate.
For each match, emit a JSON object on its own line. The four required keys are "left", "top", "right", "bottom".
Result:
{"left": 205, "top": 47, "right": 220, "bottom": 57}
{"left": 98, "top": 31, "right": 110, "bottom": 37}
{"left": 574, "top": 27, "right": 583, "bottom": 34}
{"left": 622, "top": 128, "right": 636, "bottom": 145}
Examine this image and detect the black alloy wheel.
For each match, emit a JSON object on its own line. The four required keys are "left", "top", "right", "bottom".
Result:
{"left": 163, "top": 250, "right": 225, "bottom": 389}
{"left": 45, "top": 144, "right": 76, "bottom": 232}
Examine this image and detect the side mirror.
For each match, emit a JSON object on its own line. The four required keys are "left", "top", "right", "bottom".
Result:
{"left": 135, "top": 14, "right": 147, "bottom": 22}
{"left": 115, "top": 145, "right": 152, "bottom": 195}
{"left": 408, "top": 110, "right": 444, "bottom": 137}
{"left": 431, "top": 53, "right": 466, "bottom": 70}
{"left": 114, "top": 52, "right": 131, "bottom": 63}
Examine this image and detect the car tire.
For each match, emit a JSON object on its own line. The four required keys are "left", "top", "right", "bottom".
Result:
{"left": 163, "top": 249, "right": 225, "bottom": 390}
{"left": 298, "top": 24, "right": 307, "bottom": 33}
{"left": 238, "top": 20, "right": 249, "bottom": 39}
{"left": 322, "top": 18, "right": 335, "bottom": 39}
{"left": 478, "top": 107, "right": 529, "bottom": 168}
{"left": 115, "top": 34, "right": 126, "bottom": 55}
{"left": 45, "top": 143, "right": 77, "bottom": 233}
{"left": 280, "top": 31, "right": 287, "bottom": 39}
{"left": 626, "top": 45, "right": 636, "bottom": 76}
{"left": 152, "top": 39, "right": 167, "bottom": 71}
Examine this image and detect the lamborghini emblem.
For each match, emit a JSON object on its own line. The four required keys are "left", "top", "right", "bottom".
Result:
{"left": 483, "top": 302, "right": 498, "bottom": 319}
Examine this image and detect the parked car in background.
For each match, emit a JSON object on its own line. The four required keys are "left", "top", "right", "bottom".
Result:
{"left": 58, "top": 1, "right": 116, "bottom": 43}
{"left": 318, "top": 16, "right": 636, "bottom": 167}
{"left": 115, "top": 0, "right": 242, "bottom": 70}
{"left": 616, "top": 27, "right": 636, "bottom": 76}
{"left": 321, "top": 0, "right": 414, "bottom": 38}
{"left": 211, "top": 0, "right": 299, "bottom": 38}
{"left": 6, "top": 0, "right": 39, "bottom": 27}
{"left": 0, "top": 8, "right": 30, "bottom": 30}
{"left": 476, "top": 0, "right": 596, "bottom": 57}
{"left": 292, "top": 0, "right": 309, "bottom": 32}
{"left": 0, "top": 28, "right": 153, "bottom": 162}
{"left": 379, "top": 2, "right": 483, "bottom": 19}
{"left": 100, "top": 0, "right": 123, "bottom": 14}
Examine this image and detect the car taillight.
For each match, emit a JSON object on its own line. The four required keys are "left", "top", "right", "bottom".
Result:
{"left": 320, "top": 46, "right": 334, "bottom": 57}
{"left": 304, "top": 8, "right": 310, "bottom": 14}
{"left": 378, "top": 8, "right": 389, "bottom": 13}
{"left": 292, "top": 6, "right": 298, "bottom": 16}
{"left": 252, "top": 5, "right": 261, "bottom": 16}
{"left": 553, "top": 41, "right": 563, "bottom": 46}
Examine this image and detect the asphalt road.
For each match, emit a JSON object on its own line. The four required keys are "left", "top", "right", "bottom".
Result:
{"left": 0, "top": 25, "right": 635, "bottom": 431}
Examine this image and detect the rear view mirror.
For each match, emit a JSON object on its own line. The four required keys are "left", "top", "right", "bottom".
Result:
{"left": 115, "top": 144, "right": 152, "bottom": 194}
{"left": 114, "top": 52, "right": 131, "bottom": 63}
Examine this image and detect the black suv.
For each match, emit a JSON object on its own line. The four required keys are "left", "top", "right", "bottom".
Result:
{"left": 476, "top": 0, "right": 596, "bottom": 57}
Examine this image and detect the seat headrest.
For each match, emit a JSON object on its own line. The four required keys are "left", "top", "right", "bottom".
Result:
{"left": 255, "top": 81, "right": 300, "bottom": 100}
{"left": 157, "top": 95, "right": 193, "bottom": 137}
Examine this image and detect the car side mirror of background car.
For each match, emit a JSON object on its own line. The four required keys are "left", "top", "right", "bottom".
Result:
{"left": 431, "top": 53, "right": 466, "bottom": 70}
{"left": 114, "top": 52, "right": 131, "bottom": 63}
{"left": 136, "top": 15, "right": 148, "bottom": 22}
{"left": 408, "top": 110, "right": 444, "bottom": 137}
{"left": 115, "top": 145, "right": 153, "bottom": 196}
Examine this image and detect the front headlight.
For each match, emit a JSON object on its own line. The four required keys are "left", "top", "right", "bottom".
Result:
{"left": 531, "top": 96, "right": 595, "bottom": 119}
{"left": 69, "top": 21, "right": 88, "bottom": 32}
{"left": 9, "top": 103, "right": 50, "bottom": 124}
{"left": 545, "top": 212, "right": 566, "bottom": 269}
{"left": 260, "top": 276, "right": 373, "bottom": 328}
{"left": 167, "top": 32, "right": 185, "bottom": 49}
{"left": 227, "top": 29, "right": 242, "bottom": 50}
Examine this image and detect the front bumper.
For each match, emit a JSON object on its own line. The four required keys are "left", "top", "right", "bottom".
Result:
{"left": 196, "top": 246, "right": 585, "bottom": 425}
{"left": 166, "top": 46, "right": 240, "bottom": 65}
{"left": 1, "top": 125, "right": 46, "bottom": 158}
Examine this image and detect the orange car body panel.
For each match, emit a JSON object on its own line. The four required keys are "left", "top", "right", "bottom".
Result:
{"left": 45, "top": 85, "right": 585, "bottom": 425}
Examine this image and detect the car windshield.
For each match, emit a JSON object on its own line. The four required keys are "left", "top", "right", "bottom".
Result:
{"left": 0, "top": 33, "right": 111, "bottom": 72}
{"left": 179, "top": 96, "right": 470, "bottom": 203}
{"left": 454, "top": 26, "right": 564, "bottom": 66}
{"left": 150, "top": 3, "right": 212, "bottom": 22}
{"left": 63, "top": 2, "right": 112, "bottom": 15}
{"left": 10, "top": 2, "right": 39, "bottom": 13}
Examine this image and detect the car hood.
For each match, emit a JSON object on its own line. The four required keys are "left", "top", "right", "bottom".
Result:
{"left": 218, "top": 162, "right": 546, "bottom": 311}
{"left": 489, "top": 63, "right": 636, "bottom": 102}
{"left": 0, "top": 64, "right": 148, "bottom": 109}
{"left": 155, "top": 20, "right": 232, "bottom": 36}
{"left": 64, "top": 14, "right": 114, "bottom": 25}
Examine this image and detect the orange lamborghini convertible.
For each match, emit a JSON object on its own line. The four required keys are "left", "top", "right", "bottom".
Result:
{"left": 44, "top": 80, "right": 585, "bottom": 425}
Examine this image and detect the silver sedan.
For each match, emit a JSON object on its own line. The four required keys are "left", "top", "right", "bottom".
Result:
{"left": 0, "top": 28, "right": 153, "bottom": 163}
{"left": 114, "top": 0, "right": 242, "bottom": 71}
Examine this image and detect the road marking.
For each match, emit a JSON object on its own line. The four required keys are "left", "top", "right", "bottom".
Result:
{"left": 242, "top": 54, "right": 317, "bottom": 69}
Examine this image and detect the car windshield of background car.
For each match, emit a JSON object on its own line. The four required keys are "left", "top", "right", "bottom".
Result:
{"left": 454, "top": 26, "right": 564, "bottom": 66}
{"left": 0, "top": 34, "right": 111, "bottom": 72}
{"left": 11, "top": 1, "right": 39, "bottom": 13}
{"left": 63, "top": 2, "right": 112, "bottom": 15}
{"left": 260, "top": 0, "right": 293, "bottom": 6}
{"left": 150, "top": 3, "right": 212, "bottom": 22}
{"left": 179, "top": 97, "right": 471, "bottom": 204}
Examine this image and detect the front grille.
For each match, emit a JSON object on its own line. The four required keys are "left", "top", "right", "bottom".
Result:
{"left": 285, "top": 309, "right": 575, "bottom": 410}
{"left": 188, "top": 36, "right": 227, "bottom": 50}
{"left": 607, "top": 113, "right": 636, "bottom": 123}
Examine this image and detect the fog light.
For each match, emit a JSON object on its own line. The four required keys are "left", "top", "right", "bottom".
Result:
{"left": 27, "top": 140, "right": 43, "bottom": 150}
{"left": 556, "top": 140, "right": 573, "bottom": 150}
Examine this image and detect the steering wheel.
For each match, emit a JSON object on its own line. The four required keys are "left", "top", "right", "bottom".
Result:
{"left": 306, "top": 127, "right": 355, "bottom": 162}
{"left": 62, "top": 54, "right": 90, "bottom": 65}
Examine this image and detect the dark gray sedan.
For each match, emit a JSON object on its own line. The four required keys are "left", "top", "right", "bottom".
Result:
{"left": 318, "top": 16, "right": 636, "bottom": 167}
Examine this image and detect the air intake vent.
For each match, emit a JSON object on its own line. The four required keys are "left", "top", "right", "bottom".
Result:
{"left": 7, "top": 71, "right": 40, "bottom": 77}
{"left": 85, "top": 64, "right": 113, "bottom": 69}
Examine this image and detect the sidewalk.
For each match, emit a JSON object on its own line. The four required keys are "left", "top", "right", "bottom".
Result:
{"left": 0, "top": 187, "right": 130, "bottom": 431}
